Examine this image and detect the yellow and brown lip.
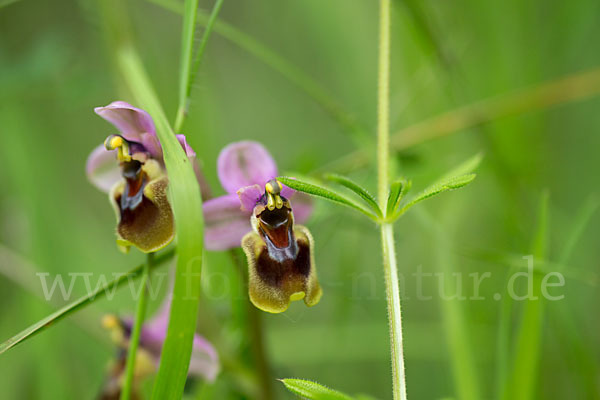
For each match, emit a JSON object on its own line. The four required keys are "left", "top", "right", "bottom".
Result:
{"left": 242, "top": 191, "right": 321, "bottom": 313}
{"left": 109, "top": 158, "right": 175, "bottom": 253}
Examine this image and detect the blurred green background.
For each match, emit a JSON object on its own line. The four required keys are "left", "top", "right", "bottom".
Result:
{"left": 1, "top": 0, "right": 599, "bottom": 399}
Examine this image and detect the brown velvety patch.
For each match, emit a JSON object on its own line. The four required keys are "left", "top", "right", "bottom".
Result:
{"left": 255, "top": 240, "right": 310, "bottom": 287}
{"left": 114, "top": 178, "right": 174, "bottom": 253}
{"left": 243, "top": 225, "right": 321, "bottom": 313}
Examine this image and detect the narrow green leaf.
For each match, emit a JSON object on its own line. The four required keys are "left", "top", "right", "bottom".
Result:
{"left": 114, "top": 39, "right": 205, "bottom": 400}
{"left": 146, "top": 0, "right": 371, "bottom": 147}
{"left": 188, "top": 0, "right": 224, "bottom": 104}
{"left": 325, "top": 174, "right": 382, "bottom": 217}
{"left": 397, "top": 174, "right": 476, "bottom": 216}
{"left": 414, "top": 208, "right": 481, "bottom": 400}
{"left": 438, "top": 152, "right": 483, "bottom": 182}
{"left": 0, "top": 249, "right": 175, "bottom": 355}
{"left": 173, "top": 0, "right": 200, "bottom": 132}
{"left": 385, "top": 178, "right": 411, "bottom": 217}
{"left": 558, "top": 197, "right": 599, "bottom": 265}
{"left": 504, "top": 192, "right": 549, "bottom": 400}
{"left": 279, "top": 379, "right": 354, "bottom": 400}
{"left": 174, "top": 0, "right": 224, "bottom": 132}
{"left": 552, "top": 197, "right": 600, "bottom": 397}
{"left": 278, "top": 176, "right": 378, "bottom": 220}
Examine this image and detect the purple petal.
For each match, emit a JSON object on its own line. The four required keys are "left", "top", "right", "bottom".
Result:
{"left": 86, "top": 144, "right": 121, "bottom": 193}
{"left": 176, "top": 134, "right": 196, "bottom": 158}
{"left": 291, "top": 192, "right": 314, "bottom": 224}
{"left": 237, "top": 184, "right": 263, "bottom": 212}
{"left": 217, "top": 141, "right": 278, "bottom": 194}
{"left": 203, "top": 194, "right": 252, "bottom": 250}
{"left": 189, "top": 335, "right": 220, "bottom": 382}
{"left": 95, "top": 101, "right": 162, "bottom": 158}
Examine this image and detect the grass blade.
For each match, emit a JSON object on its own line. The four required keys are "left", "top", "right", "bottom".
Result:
{"left": 114, "top": 33, "right": 205, "bottom": 400}
{"left": 504, "top": 192, "right": 549, "bottom": 400}
{"left": 120, "top": 254, "right": 153, "bottom": 400}
{"left": 325, "top": 173, "right": 382, "bottom": 217}
{"left": 553, "top": 198, "right": 600, "bottom": 397}
{"left": 146, "top": 0, "right": 370, "bottom": 147}
{"left": 174, "top": 0, "right": 224, "bottom": 132}
{"left": 415, "top": 208, "right": 481, "bottom": 400}
{"left": 173, "top": 0, "right": 200, "bottom": 132}
{"left": 0, "top": 249, "right": 175, "bottom": 355}
{"left": 279, "top": 379, "right": 354, "bottom": 400}
{"left": 278, "top": 176, "right": 378, "bottom": 220}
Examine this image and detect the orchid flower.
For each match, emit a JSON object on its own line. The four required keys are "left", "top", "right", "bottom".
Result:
{"left": 99, "top": 295, "right": 219, "bottom": 399}
{"left": 204, "top": 141, "right": 322, "bottom": 313}
{"left": 86, "top": 101, "right": 207, "bottom": 253}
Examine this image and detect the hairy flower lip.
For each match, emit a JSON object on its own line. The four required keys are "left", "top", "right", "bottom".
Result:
{"left": 87, "top": 101, "right": 205, "bottom": 253}
{"left": 243, "top": 224, "right": 322, "bottom": 313}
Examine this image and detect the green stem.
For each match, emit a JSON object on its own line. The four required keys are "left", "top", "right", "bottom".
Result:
{"left": 174, "top": 0, "right": 200, "bottom": 132}
{"left": 376, "top": 1, "right": 408, "bottom": 399}
{"left": 376, "top": 0, "right": 390, "bottom": 204}
{"left": 380, "top": 223, "right": 407, "bottom": 400}
{"left": 120, "top": 253, "right": 153, "bottom": 400}
{"left": 174, "top": 0, "right": 224, "bottom": 132}
{"left": 147, "top": 0, "right": 370, "bottom": 147}
{"left": 0, "top": 248, "right": 175, "bottom": 355}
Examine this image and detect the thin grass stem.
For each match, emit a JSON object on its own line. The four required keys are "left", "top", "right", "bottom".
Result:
{"left": 120, "top": 253, "right": 153, "bottom": 400}
{"left": 174, "top": 0, "right": 224, "bottom": 132}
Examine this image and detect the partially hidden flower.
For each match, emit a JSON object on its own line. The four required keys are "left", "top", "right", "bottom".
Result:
{"left": 86, "top": 101, "right": 207, "bottom": 253}
{"left": 203, "top": 141, "right": 321, "bottom": 313}
{"left": 98, "top": 295, "right": 219, "bottom": 399}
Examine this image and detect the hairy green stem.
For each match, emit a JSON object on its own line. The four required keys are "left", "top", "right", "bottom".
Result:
{"left": 376, "top": 1, "right": 408, "bottom": 399}
{"left": 380, "top": 223, "right": 407, "bottom": 400}
{"left": 120, "top": 253, "right": 153, "bottom": 400}
{"left": 376, "top": 0, "right": 390, "bottom": 204}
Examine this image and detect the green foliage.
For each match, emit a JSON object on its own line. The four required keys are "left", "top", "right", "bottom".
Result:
{"left": 120, "top": 255, "right": 152, "bottom": 400}
{"left": 502, "top": 193, "right": 549, "bottom": 400}
{"left": 397, "top": 173, "right": 476, "bottom": 215}
{"left": 0, "top": 249, "right": 174, "bottom": 355}
{"left": 110, "top": 2, "right": 207, "bottom": 397}
{"left": 2, "top": 0, "right": 600, "bottom": 399}
{"left": 438, "top": 152, "right": 483, "bottom": 182}
{"left": 325, "top": 173, "right": 382, "bottom": 217}
{"left": 174, "top": 0, "right": 224, "bottom": 132}
{"left": 394, "top": 153, "right": 481, "bottom": 218}
{"left": 278, "top": 176, "right": 379, "bottom": 220}
{"left": 283, "top": 154, "right": 479, "bottom": 225}
{"left": 385, "top": 178, "right": 411, "bottom": 217}
{"left": 279, "top": 379, "right": 355, "bottom": 400}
